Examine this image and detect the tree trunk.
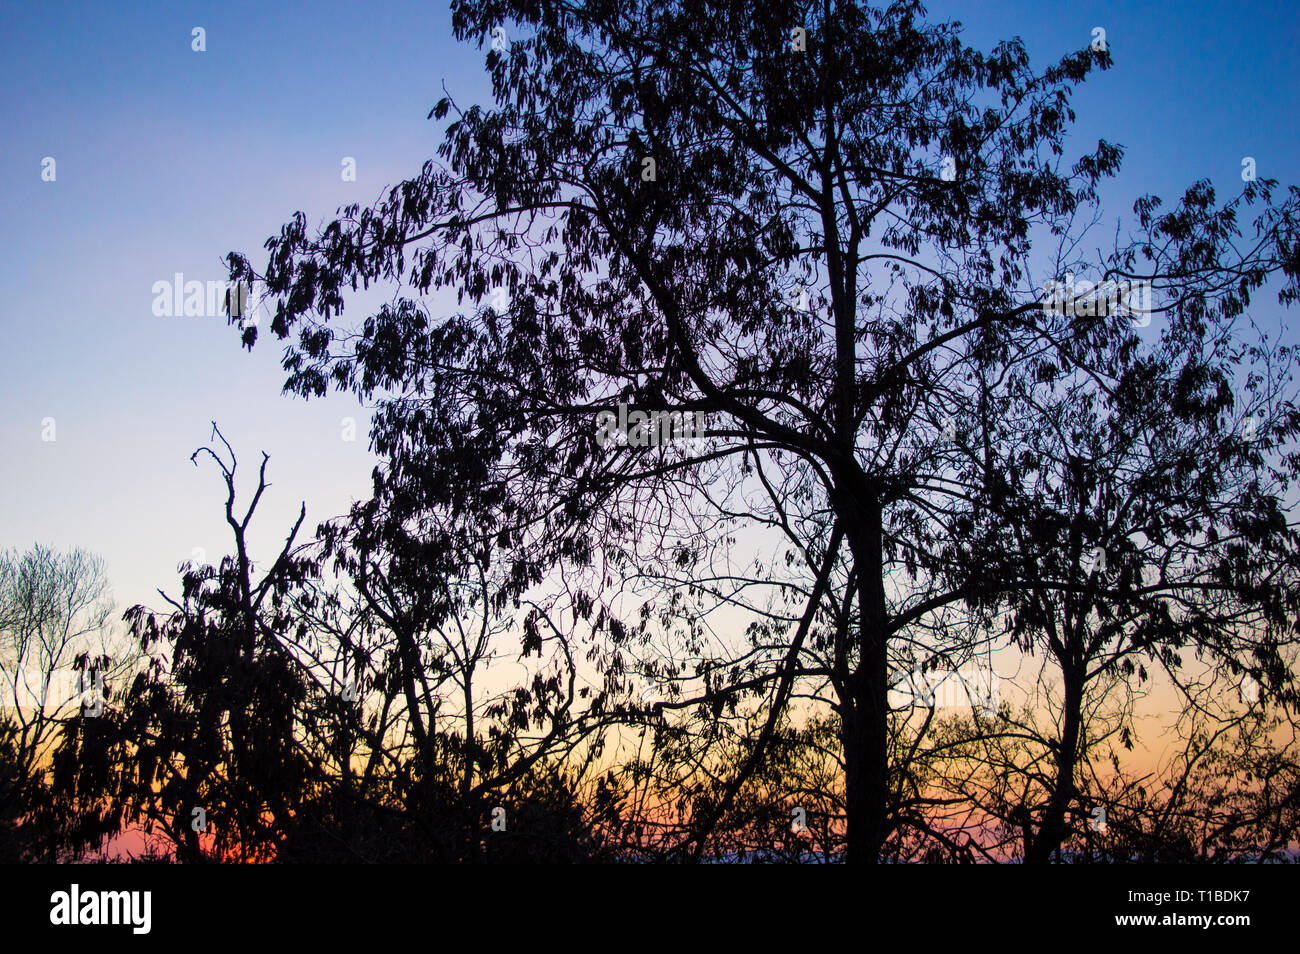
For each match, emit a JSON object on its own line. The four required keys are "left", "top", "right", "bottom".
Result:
{"left": 1025, "top": 663, "right": 1083, "bottom": 864}
{"left": 836, "top": 482, "right": 890, "bottom": 863}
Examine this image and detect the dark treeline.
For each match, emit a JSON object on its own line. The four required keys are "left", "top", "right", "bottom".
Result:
{"left": 5, "top": 0, "right": 1300, "bottom": 863}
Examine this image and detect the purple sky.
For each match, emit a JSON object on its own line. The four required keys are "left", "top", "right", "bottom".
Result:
{"left": 1, "top": 0, "right": 1296, "bottom": 612}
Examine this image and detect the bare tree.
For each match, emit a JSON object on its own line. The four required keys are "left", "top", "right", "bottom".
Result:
{"left": 0, "top": 544, "right": 129, "bottom": 860}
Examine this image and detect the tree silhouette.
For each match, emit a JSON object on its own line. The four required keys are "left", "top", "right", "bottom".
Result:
{"left": 48, "top": 426, "right": 623, "bottom": 862}
{"left": 946, "top": 272, "right": 1300, "bottom": 862}
{"left": 223, "top": 0, "right": 1300, "bottom": 861}
{"left": 51, "top": 427, "right": 319, "bottom": 861}
{"left": 0, "top": 545, "right": 127, "bottom": 861}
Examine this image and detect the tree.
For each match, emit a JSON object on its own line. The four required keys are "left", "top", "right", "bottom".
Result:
{"left": 225, "top": 0, "right": 1300, "bottom": 860}
{"left": 304, "top": 491, "right": 622, "bottom": 861}
{"left": 49, "top": 425, "right": 622, "bottom": 862}
{"left": 52, "top": 427, "right": 319, "bottom": 861}
{"left": 962, "top": 229, "right": 1300, "bottom": 863}
{"left": 0, "top": 544, "right": 126, "bottom": 860}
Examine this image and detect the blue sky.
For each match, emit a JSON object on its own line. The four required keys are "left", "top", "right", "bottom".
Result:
{"left": 1, "top": 0, "right": 1297, "bottom": 612}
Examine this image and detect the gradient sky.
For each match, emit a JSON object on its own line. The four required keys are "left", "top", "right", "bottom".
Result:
{"left": 1, "top": 0, "right": 1297, "bottom": 622}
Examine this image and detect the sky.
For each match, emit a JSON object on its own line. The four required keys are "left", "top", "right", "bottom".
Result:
{"left": 1, "top": 0, "right": 1297, "bottom": 626}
